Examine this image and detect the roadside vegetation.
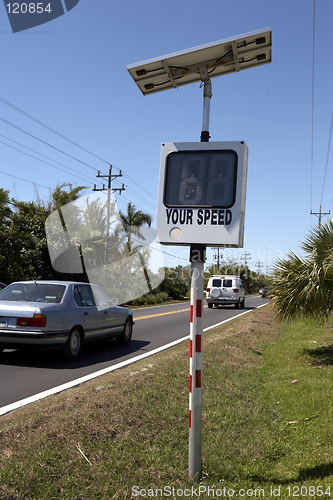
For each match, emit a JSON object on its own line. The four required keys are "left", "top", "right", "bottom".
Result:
{"left": 1, "top": 304, "right": 333, "bottom": 499}
{"left": 0, "top": 186, "right": 270, "bottom": 303}
{"left": 271, "top": 220, "right": 333, "bottom": 320}
{"left": 0, "top": 185, "right": 88, "bottom": 284}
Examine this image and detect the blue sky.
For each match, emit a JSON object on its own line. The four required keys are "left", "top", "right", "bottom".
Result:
{"left": 0, "top": 0, "right": 332, "bottom": 274}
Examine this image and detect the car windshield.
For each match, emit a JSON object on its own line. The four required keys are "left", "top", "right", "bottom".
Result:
{"left": 0, "top": 283, "right": 66, "bottom": 303}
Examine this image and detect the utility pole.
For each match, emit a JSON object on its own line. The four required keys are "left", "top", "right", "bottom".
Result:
{"left": 93, "top": 166, "right": 125, "bottom": 283}
{"left": 310, "top": 205, "right": 330, "bottom": 226}
{"left": 213, "top": 246, "right": 222, "bottom": 272}
{"left": 241, "top": 251, "right": 251, "bottom": 278}
{"left": 93, "top": 164, "right": 125, "bottom": 244}
{"left": 93, "top": 165, "right": 125, "bottom": 197}
{"left": 256, "top": 260, "right": 263, "bottom": 275}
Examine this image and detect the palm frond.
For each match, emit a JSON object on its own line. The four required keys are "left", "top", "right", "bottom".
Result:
{"left": 271, "top": 223, "right": 333, "bottom": 321}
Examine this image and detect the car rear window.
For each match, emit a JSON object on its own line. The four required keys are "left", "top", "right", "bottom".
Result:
{"left": 212, "top": 279, "right": 222, "bottom": 287}
{"left": 0, "top": 284, "right": 66, "bottom": 303}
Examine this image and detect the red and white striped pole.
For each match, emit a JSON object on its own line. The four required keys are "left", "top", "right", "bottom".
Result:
{"left": 189, "top": 244, "right": 205, "bottom": 481}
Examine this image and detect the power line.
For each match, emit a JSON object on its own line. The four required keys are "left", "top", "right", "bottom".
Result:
{"left": 0, "top": 169, "right": 50, "bottom": 190}
{"left": 0, "top": 115, "right": 101, "bottom": 173}
{"left": 0, "top": 112, "right": 157, "bottom": 206}
{"left": 0, "top": 134, "right": 99, "bottom": 186}
{"left": 0, "top": 134, "right": 157, "bottom": 213}
{"left": 0, "top": 96, "right": 110, "bottom": 166}
{"left": 113, "top": 179, "right": 156, "bottom": 210}
{"left": 0, "top": 139, "right": 95, "bottom": 186}
{"left": 121, "top": 172, "right": 157, "bottom": 201}
{"left": 310, "top": 0, "right": 316, "bottom": 211}
{"left": 0, "top": 96, "right": 157, "bottom": 201}
{"left": 320, "top": 111, "right": 333, "bottom": 207}
{"left": 0, "top": 96, "right": 160, "bottom": 227}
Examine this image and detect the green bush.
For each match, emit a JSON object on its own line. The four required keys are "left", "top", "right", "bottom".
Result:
{"left": 131, "top": 296, "right": 146, "bottom": 306}
{"left": 145, "top": 294, "right": 157, "bottom": 304}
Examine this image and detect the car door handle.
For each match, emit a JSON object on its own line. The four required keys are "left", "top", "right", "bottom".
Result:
{"left": 84, "top": 312, "right": 88, "bottom": 316}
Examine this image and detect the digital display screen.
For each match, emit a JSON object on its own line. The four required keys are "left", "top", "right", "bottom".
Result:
{"left": 163, "top": 150, "right": 238, "bottom": 208}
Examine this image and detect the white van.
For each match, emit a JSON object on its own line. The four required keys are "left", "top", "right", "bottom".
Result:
{"left": 206, "top": 275, "right": 245, "bottom": 309}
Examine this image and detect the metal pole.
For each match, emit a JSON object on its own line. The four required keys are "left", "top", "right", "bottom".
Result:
{"left": 188, "top": 245, "right": 205, "bottom": 481}
{"left": 189, "top": 74, "right": 211, "bottom": 481}
{"left": 200, "top": 68, "right": 212, "bottom": 142}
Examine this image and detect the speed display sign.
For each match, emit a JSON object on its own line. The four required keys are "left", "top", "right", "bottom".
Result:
{"left": 156, "top": 141, "right": 248, "bottom": 247}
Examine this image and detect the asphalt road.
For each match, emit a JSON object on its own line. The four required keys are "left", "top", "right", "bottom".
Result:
{"left": 0, "top": 295, "right": 268, "bottom": 410}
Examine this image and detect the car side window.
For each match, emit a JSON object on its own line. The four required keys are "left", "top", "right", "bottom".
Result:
{"left": 74, "top": 285, "right": 96, "bottom": 307}
{"left": 92, "top": 286, "right": 111, "bottom": 307}
{"left": 74, "top": 287, "right": 82, "bottom": 306}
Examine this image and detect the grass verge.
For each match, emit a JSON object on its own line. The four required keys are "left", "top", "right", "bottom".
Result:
{"left": 1, "top": 305, "right": 333, "bottom": 499}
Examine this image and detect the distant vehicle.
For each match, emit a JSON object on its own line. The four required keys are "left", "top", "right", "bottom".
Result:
{"left": 0, "top": 283, "right": 7, "bottom": 291}
{"left": 259, "top": 286, "right": 272, "bottom": 298}
{"left": 206, "top": 275, "right": 245, "bottom": 309}
{"left": 0, "top": 281, "right": 134, "bottom": 360}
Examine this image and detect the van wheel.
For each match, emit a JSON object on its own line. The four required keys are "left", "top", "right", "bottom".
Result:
{"left": 208, "top": 303, "right": 213, "bottom": 309}
{"left": 235, "top": 300, "right": 240, "bottom": 309}
{"left": 242, "top": 298, "right": 245, "bottom": 308}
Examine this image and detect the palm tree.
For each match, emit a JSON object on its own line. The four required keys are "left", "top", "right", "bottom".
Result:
{"left": 117, "top": 202, "right": 153, "bottom": 292}
{"left": 118, "top": 202, "right": 152, "bottom": 255}
{"left": 271, "top": 220, "right": 333, "bottom": 320}
{"left": 0, "top": 188, "right": 10, "bottom": 205}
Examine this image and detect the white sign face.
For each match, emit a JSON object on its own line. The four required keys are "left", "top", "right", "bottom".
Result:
{"left": 155, "top": 141, "right": 248, "bottom": 247}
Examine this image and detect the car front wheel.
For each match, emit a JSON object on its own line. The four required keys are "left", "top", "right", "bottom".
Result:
{"left": 60, "top": 327, "right": 83, "bottom": 360}
{"left": 116, "top": 319, "right": 132, "bottom": 345}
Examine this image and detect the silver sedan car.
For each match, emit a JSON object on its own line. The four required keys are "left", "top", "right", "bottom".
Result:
{"left": 0, "top": 281, "right": 134, "bottom": 360}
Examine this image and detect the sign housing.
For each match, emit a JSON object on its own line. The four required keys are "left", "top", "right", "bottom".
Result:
{"left": 156, "top": 141, "right": 248, "bottom": 247}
